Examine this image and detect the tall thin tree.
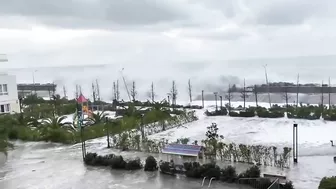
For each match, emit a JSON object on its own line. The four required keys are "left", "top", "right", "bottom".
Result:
{"left": 329, "top": 77, "right": 331, "bottom": 109}
{"left": 201, "top": 90, "right": 204, "bottom": 108}
{"left": 214, "top": 92, "right": 218, "bottom": 111}
{"left": 296, "top": 74, "right": 300, "bottom": 107}
{"left": 116, "top": 80, "right": 120, "bottom": 101}
{"left": 130, "top": 81, "right": 137, "bottom": 102}
{"left": 188, "top": 79, "right": 192, "bottom": 103}
{"left": 225, "top": 84, "right": 233, "bottom": 112}
{"left": 95, "top": 79, "right": 101, "bottom": 101}
{"left": 113, "top": 81, "right": 117, "bottom": 100}
{"left": 263, "top": 64, "right": 272, "bottom": 108}
{"left": 282, "top": 84, "right": 290, "bottom": 113}
{"left": 92, "top": 82, "right": 96, "bottom": 102}
{"left": 321, "top": 81, "right": 324, "bottom": 107}
{"left": 254, "top": 85, "right": 258, "bottom": 107}
{"left": 63, "top": 85, "right": 67, "bottom": 99}
{"left": 150, "top": 82, "right": 155, "bottom": 102}
{"left": 240, "top": 78, "right": 249, "bottom": 109}
{"left": 170, "top": 81, "right": 178, "bottom": 109}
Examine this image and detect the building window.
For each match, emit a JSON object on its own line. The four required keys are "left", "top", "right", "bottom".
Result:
{"left": 0, "top": 104, "right": 10, "bottom": 113}
{"left": 0, "top": 84, "right": 8, "bottom": 95}
{"left": 5, "top": 104, "right": 10, "bottom": 112}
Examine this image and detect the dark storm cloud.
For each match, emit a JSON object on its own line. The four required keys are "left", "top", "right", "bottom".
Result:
{"left": 0, "top": 0, "right": 186, "bottom": 28}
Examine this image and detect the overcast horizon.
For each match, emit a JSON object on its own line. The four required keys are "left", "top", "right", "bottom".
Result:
{"left": 1, "top": 0, "right": 336, "bottom": 69}
{"left": 1, "top": 0, "right": 336, "bottom": 100}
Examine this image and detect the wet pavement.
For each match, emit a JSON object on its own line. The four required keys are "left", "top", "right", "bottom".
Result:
{"left": 0, "top": 140, "right": 335, "bottom": 189}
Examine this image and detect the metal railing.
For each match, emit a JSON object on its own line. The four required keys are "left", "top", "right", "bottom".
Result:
{"left": 267, "top": 178, "right": 279, "bottom": 189}
{"left": 201, "top": 177, "right": 216, "bottom": 188}
{"left": 238, "top": 178, "right": 280, "bottom": 189}
{"left": 201, "top": 177, "right": 207, "bottom": 187}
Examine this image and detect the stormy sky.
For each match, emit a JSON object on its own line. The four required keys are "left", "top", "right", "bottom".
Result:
{"left": 0, "top": 0, "right": 335, "bottom": 68}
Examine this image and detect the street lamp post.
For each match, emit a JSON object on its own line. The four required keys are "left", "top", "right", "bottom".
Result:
{"left": 32, "top": 70, "right": 37, "bottom": 95}
{"left": 263, "top": 64, "right": 272, "bottom": 108}
{"left": 214, "top": 92, "right": 218, "bottom": 111}
{"left": 105, "top": 117, "right": 110, "bottom": 148}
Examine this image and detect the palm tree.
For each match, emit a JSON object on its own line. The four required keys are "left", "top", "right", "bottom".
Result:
{"left": 14, "top": 113, "right": 40, "bottom": 127}
{"left": 117, "top": 103, "right": 146, "bottom": 117}
{"left": 147, "top": 100, "right": 171, "bottom": 131}
{"left": 0, "top": 124, "right": 12, "bottom": 155}
{"left": 41, "top": 116, "right": 76, "bottom": 131}
{"left": 88, "top": 111, "right": 107, "bottom": 125}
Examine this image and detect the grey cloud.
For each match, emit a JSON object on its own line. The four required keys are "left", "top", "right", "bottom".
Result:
{"left": 181, "top": 27, "right": 249, "bottom": 41}
{"left": 254, "top": 0, "right": 333, "bottom": 26}
{"left": 187, "top": 0, "right": 238, "bottom": 18}
{"left": 0, "top": 0, "right": 187, "bottom": 28}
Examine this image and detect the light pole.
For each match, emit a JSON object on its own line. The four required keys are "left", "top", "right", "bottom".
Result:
{"left": 263, "top": 64, "right": 271, "bottom": 108}
{"left": 105, "top": 117, "right": 110, "bottom": 148}
{"left": 32, "top": 70, "right": 37, "bottom": 95}
{"left": 214, "top": 92, "right": 218, "bottom": 111}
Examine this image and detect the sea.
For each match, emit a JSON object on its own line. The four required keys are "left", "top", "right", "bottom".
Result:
{"left": 2, "top": 55, "right": 336, "bottom": 101}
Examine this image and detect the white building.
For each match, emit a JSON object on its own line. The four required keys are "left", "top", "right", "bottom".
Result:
{"left": 0, "top": 73, "right": 20, "bottom": 114}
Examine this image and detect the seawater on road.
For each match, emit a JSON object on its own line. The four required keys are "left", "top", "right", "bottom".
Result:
{"left": 0, "top": 141, "right": 243, "bottom": 189}
{"left": 0, "top": 140, "right": 336, "bottom": 189}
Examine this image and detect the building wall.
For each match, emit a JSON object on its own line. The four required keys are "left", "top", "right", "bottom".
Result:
{"left": 0, "top": 74, "right": 20, "bottom": 114}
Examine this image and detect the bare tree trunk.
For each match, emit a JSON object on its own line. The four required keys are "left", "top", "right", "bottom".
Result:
{"left": 96, "top": 79, "right": 101, "bottom": 101}
{"left": 92, "top": 82, "right": 96, "bottom": 102}
{"left": 263, "top": 65, "right": 271, "bottom": 108}
{"left": 225, "top": 84, "right": 233, "bottom": 112}
{"left": 254, "top": 85, "right": 258, "bottom": 107}
{"left": 214, "top": 92, "right": 218, "bottom": 111}
{"left": 296, "top": 74, "right": 299, "bottom": 107}
{"left": 282, "top": 85, "right": 290, "bottom": 113}
{"left": 201, "top": 90, "right": 204, "bottom": 108}
{"left": 240, "top": 78, "right": 248, "bottom": 109}
{"left": 170, "top": 81, "right": 178, "bottom": 109}
{"left": 130, "top": 81, "right": 137, "bottom": 102}
{"left": 188, "top": 79, "right": 192, "bottom": 103}
{"left": 113, "top": 81, "right": 116, "bottom": 100}
{"left": 151, "top": 82, "right": 155, "bottom": 102}
{"left": 321, "top": 81, "right": 324, "bottom": 111}
{"left": 62, "top": 85, "right": 67, "bottom": 99}
{"left": 329, "top": 77, "right": 331, "bottom": 109}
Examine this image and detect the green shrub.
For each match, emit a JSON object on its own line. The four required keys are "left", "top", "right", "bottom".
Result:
{"left": 144, "top": 156, "right": 158, "bottom": 171}
{"left": 319, "top": 176, "right": 336, "bottom": 189}
{"left": 257, "top": 110, "right": 284, "bottom": 118}
{"left": 283, "top": 181, "right": 294, "bottom": 189}
{"left": 221, "top": 165, "right": 237, "bottom": 183}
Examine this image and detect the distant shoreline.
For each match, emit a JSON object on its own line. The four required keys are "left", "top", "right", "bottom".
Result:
{"left": 195, "top": 92, "right": 335, "bottom": 105}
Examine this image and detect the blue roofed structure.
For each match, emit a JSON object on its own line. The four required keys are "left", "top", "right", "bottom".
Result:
{"left": 161, "top": 144, "right": 203, "bottom": 157}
